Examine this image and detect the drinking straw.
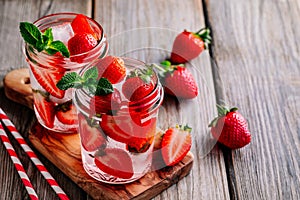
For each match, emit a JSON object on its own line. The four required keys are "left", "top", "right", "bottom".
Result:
{"left": 0, "top": 108, "right": 69, "bottom": 200}
{"left": 0, "top": 123, "right": 39, "bottom": 200}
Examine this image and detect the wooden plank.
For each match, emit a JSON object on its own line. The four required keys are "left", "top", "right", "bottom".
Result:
{"left": 205, "top": 0, "right": 300, "bottom": 199}
{"left": 0, "top": 1, "right": 92, "bottom": 200}
{"left": 28, "top": 122, "right": 193, "bottom": 200}
{"left": 95, "top": 0, "right": 230, "bottom": 199}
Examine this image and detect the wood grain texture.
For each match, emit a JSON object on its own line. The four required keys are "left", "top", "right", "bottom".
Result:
{"left": 28, "top": 123, "right": 194, "bottom": 200}
{"left": 0, "top": 0, "right": 92, "bottom": 200}
{"left": 95, "top": 0, "right": 229, "bottom": 199}
{"left": 205, "top": 0, "right": 300, "bottom": 199}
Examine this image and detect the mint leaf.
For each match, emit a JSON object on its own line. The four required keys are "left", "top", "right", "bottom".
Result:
{"left": 47, "top": 41, "right": 70, "bottom": 58}
{"left": 95, "top": 78, "right": 114, "bottom": 95}
{"left": 56, "top": 72, "right": 83, "bottom": 90}
{"left": 19, "top": 22, "right": 43, "bottom": 46}
{"left": 83, "top": 67, "right": 98, "bottom": 81}
{"left": 43, "top": 28, "right": 53, "bottom": 45}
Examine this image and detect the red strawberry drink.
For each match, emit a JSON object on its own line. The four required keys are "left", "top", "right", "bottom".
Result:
{"left": 73, "top": 57, "right": 164, "bottom": 184}
{"left": 22, "top": 13, "right": 108, "bottom": 133}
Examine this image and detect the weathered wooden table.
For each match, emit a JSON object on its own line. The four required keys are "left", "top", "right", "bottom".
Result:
{"left": 0, "top": 0, "right": 299, "bottom": 199}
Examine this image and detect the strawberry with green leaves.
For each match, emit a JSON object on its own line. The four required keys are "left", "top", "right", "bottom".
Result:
{"left": 170, "top": 28, "right": 211, "bottom": 64}
{"left": 122, "top": 68, "right": 155, "bottom": 101}
{"left": 209, "top": 105, "right": 251, "bottom": 149}
{"left": 153, "top": 61, "right": 198, "bottom": 99}
{"left": 161, "top": 125, "right": 192, "bottom": 166}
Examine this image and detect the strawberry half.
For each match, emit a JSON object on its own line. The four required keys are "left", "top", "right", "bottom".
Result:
{"left": 71, "top": 14, "right": 98, "bottom": 39}
{"left": 30, "top": 64, "right": 66, "bottom": 99}
{"left": 209, "top": 105, "right": 251, "bottom": 149}
{"left": 56, "top": 100, "right": 78, "bottom": 125}
{"left": 90, "top": 89, "right": 122, "bottom": 115}
{"left": 33, "top": 90, "right": 55, "bottom": 128}
{"left": 170, "top": 28, "right": 211, "bottom": 64}
{"left": 122, "top": 68, "right": 155, "bottom": 101}
{"left": 68, "top": 33, "right": 98, "bottom": 63}
{"left": 94, "top": 148, "right": 133, "bottom": 179}
{"left": 78, "top": 114, "right": 107, "bottom": 152}
{"left": 161, "top": 125, "right": 192, "bottom": 166}
{"left": 96, "top": 56, "right": 126, "bottom": 84}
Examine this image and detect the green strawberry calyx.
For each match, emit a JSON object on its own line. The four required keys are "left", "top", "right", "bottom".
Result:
{"left": 128, "top": 67, "right": 154, "bottom": 84}
{"left": 151, "top": 60, "right": 184, "bottom": 79}
{"left": 175, "top": 124, "right": 192, "bottom": 133}
{"left": 194, "top": 28, "right": 211, "bottom": 49}
{"left": 208, "top": 104, "right": 238, "bottom": 127}
{"left": 19, "top": 22, "right": 70, "bottom": 57}
{"left": 56, "top": 66, "right": 113, "bottom": 96}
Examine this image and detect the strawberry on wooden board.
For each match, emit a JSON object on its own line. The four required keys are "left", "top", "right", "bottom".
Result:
{"left": 209, "top": 105, "right": 251, "bottom": 149}
{"left": 154, "top": 61, "right": 198, "bottom": 99}
{"left": 71, "top": 14, "right": 98, "bottom": 39}
{"left": 78, "top": 113, "right": 106, "bottom": 152}
{"left": 161, "top": 125, "right": 192, "bottom": 166}
{"left": 95, "top": 56, "right": 126, "bottom": 84}
{"left": 122, "top": 68, "right": 155, "bottom": 101}
{"left": 33, "top": 90, "right": 55, "bottom": 128}
{"left": 170, "top": 28, "right": 211, "bottom": 64}
{"left": 94, "top": 148, "right": 133, "bottom": 179}
{"left": 56, "top": 100, "right": 78, "bottom": 125}
{"left": 90, "top": 88, "right": 122, "bottom": 115}
{"left": 30, "top": 64, "right": 66, "bottom": 99}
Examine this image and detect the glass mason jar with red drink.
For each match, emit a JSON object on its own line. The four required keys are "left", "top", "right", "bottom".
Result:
{"left": 22, "top": 13, "right": 108, "bottom": 133}
{"left": 72, "top": 57, "right": 164, "bottom": 184}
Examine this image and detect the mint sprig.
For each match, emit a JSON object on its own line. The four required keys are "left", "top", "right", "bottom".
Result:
{"left": 56, "top": 67, "right": 114, "bottom": 96}
{"left": 19, "top": 22, "right": 70, "bottom": 58}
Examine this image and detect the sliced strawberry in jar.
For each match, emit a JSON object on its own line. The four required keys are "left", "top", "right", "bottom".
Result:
{"left": 78, "top": 114, "right": 106, "bottom": 152}
{"left": 33, "top": 90, "right": 55, "bottom": 128}
{"left": 71, "top": 14, "right": 98, "bottom": 39}
{"left": 56, "top": 100, "right": 78, "bottom": 125}
{"left": 94, "top": 148, "right": 133, "bottom": 179}
{"left": 30, "top": 64, "right": 66, "bottom": 99}
{"left": 161, "top": 125, "right": 192, "bottom": 166}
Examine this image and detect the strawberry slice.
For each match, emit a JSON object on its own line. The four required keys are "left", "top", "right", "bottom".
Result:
{"left": 161, "top": 125, "right": 192, "bottom": 166}
{"left": 94, "top": 148, "right": 133, "bottom": 179}
{"left": 30, "top": 64, "right": 66, "bottom": 99}
{"left": 56, "top": 101, "right": 78, "bottom": 125}
{"left": 33, "top": 90, "right": 55, "bottom": 128}
{"left": 71, "top": 14, "right": 98, "bottom": 39}
{"left": 78, "top": 114, "right": 106, "bottom": 152}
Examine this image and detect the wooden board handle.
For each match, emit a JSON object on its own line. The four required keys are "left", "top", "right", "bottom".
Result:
{"left": 3, "top": 68, "right": 33, "bottom": 109}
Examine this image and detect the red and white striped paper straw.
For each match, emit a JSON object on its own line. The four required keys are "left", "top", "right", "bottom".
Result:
{"left": 0, "top": 108, "right": 69, "bottom": 200}
{"left": 0, "top": 123, "right": 39, "bottom": 200}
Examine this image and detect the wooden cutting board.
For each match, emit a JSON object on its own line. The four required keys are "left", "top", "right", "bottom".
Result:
{"left": 3, "top": 68, "right": 194, "bottom": 200}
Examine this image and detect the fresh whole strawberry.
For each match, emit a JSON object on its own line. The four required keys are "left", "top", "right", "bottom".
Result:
{"left": 94, "top": 148, "right": 133, "bottom": 179}
{"left": 30, "top": 64, "right": 66, "bottom": 99}
{"left": 90, "top": 88, "right": 122, "bottom": 115}
{"left": 33, "top": 90, "right": 55, "bottom": 128}
{"left": 155, "top": 61, "right": 198, "bottom": 99}
{"left": 78, "top": 113, "right": 106, "bottom": 152}
{"left": 122, "top": 68, "right": 155, "bottom": 101}
{"left": 170, "top": 28, "right": 211, "bottom": 64}
{"left": 161, "top": 124, "right": 192, "bottom": 166}
{"left": 96, "top": 56, "right": 126, "bottom": 84}
{"left": 56, "top": 100, "right": 78, "bottom": 125}
{"left": 71, "top": 14, "right": 98, "bottom": 39}
{"left": 209, "top": 105, "right": 251, "bottom": 149}
{"left": 68, "top": 33, "right": 98, "bottom": 62}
